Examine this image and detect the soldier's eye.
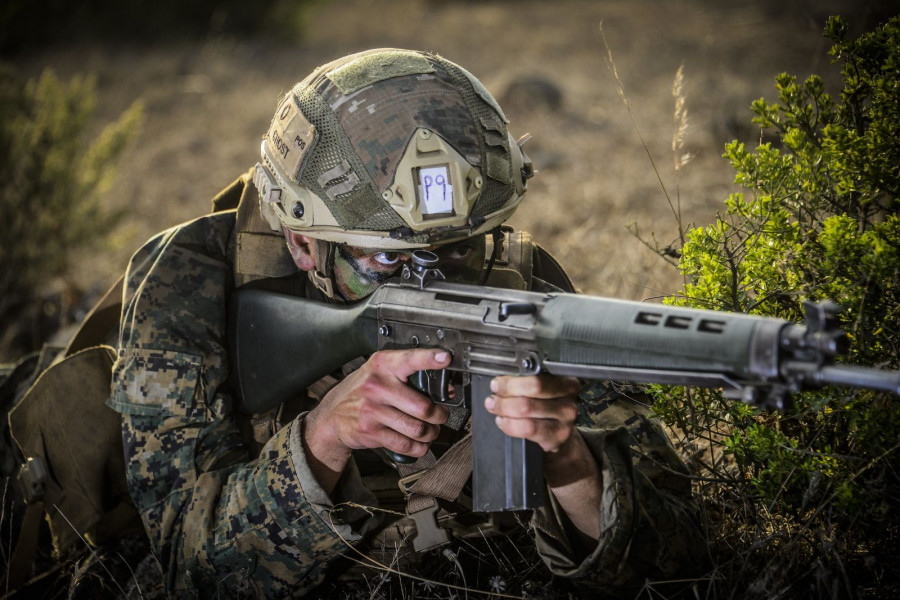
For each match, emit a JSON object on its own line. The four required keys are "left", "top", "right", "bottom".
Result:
{"left": 373, "top": 252, "right": 403, "bottom": 267}
{"left": 441, "top": 245, "right": 473, "bottom": 261}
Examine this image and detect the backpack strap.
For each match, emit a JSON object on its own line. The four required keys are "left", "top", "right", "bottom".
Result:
{"left": 228, "top": 168, "right": 298, "bottom": 288}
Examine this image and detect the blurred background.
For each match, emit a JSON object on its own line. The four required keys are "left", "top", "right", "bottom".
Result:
{"left": 1, "top": 0, "right": 895, "bottom": 360}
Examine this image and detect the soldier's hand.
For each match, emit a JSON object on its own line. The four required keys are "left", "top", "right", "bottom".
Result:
{"left": 485, "top": 373, "right": 581, "bottom": 454}
{"left": 487, "top": 374, "right": 602, "bottom": 540}
{"left": 304, "top": 348, "right": 451, "bottom": 478}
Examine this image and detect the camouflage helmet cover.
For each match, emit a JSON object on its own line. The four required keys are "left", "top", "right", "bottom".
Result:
{"left": 255, "top": 48, "right": 533, "bottom": 249}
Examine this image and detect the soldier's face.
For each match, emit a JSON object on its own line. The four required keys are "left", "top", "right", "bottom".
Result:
{"left": 332, "top": 237, "right": 486, "bottom": 300}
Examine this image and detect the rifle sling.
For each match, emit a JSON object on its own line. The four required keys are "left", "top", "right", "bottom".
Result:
{"left": 402, "top": 434, "right": 472, "bottom": 504}
{"left": 397, "top": 434, "right": 474, "bottom": 552}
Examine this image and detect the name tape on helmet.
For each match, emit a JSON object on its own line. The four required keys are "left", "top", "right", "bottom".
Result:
{"left": 265, "top": 95, "right": 318, "bottom": 181}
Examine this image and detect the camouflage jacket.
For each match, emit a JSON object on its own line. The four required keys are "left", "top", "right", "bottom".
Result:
{"left": 108, "top": 184, "right": 708, "bottom": 598}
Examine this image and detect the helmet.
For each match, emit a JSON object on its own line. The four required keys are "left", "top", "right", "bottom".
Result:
{"left": 254, "top": 48, "right": 533, "bottom": 250}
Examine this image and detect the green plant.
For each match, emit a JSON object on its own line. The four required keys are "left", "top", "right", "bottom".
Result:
{"left": 0, "top": 66, "right": 143, "bottom": 354}
{"left": 651, "top": 16, "right": 900, "bottom": 599}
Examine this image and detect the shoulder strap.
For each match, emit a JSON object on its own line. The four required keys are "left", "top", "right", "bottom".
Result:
{"left": 483, "top": 227, "right": 577, "bottom": 292}
{"left": 483, "top": 228, "right": 533, "bottom": 290}
{"left": 62, "top": 275, "right": 124, "bottom": 358}
{"left": 228, "top": 167, "right": 299, "bottom": 287}
{"left": 210, "top": 172, "right": 246, "bottom": 213}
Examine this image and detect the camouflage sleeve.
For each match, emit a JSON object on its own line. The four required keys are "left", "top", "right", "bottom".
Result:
{"left": 107, "top": 215, "right": 380, "bottom": 596}
{"left": 531, "top": 382, "right": 709, "bottom": 596}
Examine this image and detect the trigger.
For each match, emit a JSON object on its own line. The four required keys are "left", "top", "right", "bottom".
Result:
{"left": 432, "top": 369, "right": 452, "bottom": 403}
{"left": 410, "top": 369, "right": 453, "bottom": 403}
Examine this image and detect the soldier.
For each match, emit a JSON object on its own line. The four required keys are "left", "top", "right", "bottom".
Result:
{"left": 108, "top": 48, "right": 708, "bottom": 598}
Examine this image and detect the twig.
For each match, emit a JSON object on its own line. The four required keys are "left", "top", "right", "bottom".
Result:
{"left": 599, "top": 22, "right": 681, "bottom": 233}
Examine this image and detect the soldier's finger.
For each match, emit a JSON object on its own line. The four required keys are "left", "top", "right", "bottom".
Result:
{"left": 374, "top": 379, "right": 449, "bottom": 424}
{"left": 485, "top": 395, "right": 578, "bottom": 423}
{"left": 368, "top": 348, "right": 453, "bottom": 381}
{"left": 377, "top": 426, "right": 434, "bottom": 459}
{"left": 493, "top": 415, "right": 572, "bottom": 453}
{"left": 490, "top": 374, "right": 580, "bottom": 399}
{"left": 376, "top": 404, "right": 445, "bottom": 442}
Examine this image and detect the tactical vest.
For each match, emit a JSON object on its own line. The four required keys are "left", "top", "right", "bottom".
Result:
{"left": 3, "top": 170, "right": 575, "bottom": 591}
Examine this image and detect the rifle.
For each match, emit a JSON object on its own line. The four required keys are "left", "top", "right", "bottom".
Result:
{"left": 228, "top": 251, "right": 900, "bottom": 512}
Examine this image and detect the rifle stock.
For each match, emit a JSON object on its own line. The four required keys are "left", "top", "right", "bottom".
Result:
{"left": 229, "top": 290, "right": 378, "bottom": 413}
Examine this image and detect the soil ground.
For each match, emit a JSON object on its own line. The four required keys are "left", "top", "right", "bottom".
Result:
{"left": 13, "top": 0, "right": 887, "bottom": 301}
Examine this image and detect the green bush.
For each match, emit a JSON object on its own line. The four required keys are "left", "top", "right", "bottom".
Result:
{"left": 652, "top": 16, "right": 900, "bottom": 598}
{"left": 0, "top": 66, "right": 143, "bottom": 355}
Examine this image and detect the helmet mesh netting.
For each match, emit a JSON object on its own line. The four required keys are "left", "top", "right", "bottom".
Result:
{"left": 436, "top": 58, "right": 515, "bottom": 219}
{"left": 294, "top": 85, "right": 407, "bottom": 231}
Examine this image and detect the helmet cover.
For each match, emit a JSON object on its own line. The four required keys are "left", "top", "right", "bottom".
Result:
{"left": 255, "top": 48, "right": 532, "bottom": 249}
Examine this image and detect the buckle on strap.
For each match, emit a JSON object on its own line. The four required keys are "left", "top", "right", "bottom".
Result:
{"left": 408, "top": 502, "right": 450, "bottom": 552}
{"left": 17, "top": 456, "right": 48, "bottom": 504}
{"left": 309, "top": 269, "right": 335, "bottom": 299}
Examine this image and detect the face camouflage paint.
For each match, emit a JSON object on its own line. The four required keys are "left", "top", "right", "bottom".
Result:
{"left": 330, "top": 237, "right": 487, "bottom": 301}
{"left": 333, "top": 245, "right": 398, "bottom": 300}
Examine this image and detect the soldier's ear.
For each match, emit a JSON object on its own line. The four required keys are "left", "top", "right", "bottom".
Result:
{"left": 285, "top": 230, "right": 317, "bottom": 271}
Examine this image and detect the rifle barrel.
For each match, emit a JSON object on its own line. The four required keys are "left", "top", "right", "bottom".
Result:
{"left": 816, "top": 364, "right": 900, "bottom": 394}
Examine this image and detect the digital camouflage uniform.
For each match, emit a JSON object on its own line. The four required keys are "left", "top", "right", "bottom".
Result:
{"left": 108, "top": 170, "right": 709, "bottom": 599}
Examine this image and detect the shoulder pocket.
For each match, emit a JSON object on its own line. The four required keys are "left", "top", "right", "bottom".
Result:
{"left": 108, "top": 348, "right": 205, "bottom": 418}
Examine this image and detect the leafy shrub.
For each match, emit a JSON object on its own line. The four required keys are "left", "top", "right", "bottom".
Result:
{"left": 652, "top": 16, "right": 900, "bottom": 599}
{"left": 0, "top": 66, "right": 142, "bottom": 358}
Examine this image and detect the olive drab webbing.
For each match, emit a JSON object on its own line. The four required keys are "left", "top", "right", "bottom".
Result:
{"left": 213, "top": 167, "right": 300, "bottom": 289}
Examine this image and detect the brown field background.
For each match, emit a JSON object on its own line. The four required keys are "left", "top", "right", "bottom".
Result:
{"left": 13, "top": 0, "right": 884, "bottom": 305}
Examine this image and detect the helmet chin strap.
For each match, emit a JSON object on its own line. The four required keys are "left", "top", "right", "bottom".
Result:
{"left": 309, "top": 238, "right": 349, "bottom": 302}
{"left": 479, "top": 227, "right": 505, "bottom": 286}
